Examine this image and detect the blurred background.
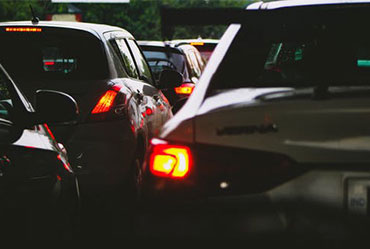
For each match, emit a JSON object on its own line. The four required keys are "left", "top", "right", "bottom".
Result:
{"left": 0, "top": 0, "right": 252, "bottom": 40}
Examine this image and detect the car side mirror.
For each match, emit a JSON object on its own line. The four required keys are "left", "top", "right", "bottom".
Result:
{"left": 158, "top": 70, "right": 183, "bottom": 89}
{"left": 35, "top": 90, "right": 79, "bottom": 125}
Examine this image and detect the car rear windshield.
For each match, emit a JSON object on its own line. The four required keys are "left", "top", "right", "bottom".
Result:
{"left": 141, "top": 46, "right": 190, "bottom": 81}
{"left": 210, "top": 6, "right": 370, "bottom": 92}
{"left": 0, "top": 27, "right": 109, "bottom": 80}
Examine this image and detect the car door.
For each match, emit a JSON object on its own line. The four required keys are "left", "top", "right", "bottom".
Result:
{"left": 110, "top": 36, "right": 170, "bottom": 139}
{"left": 125, "top": 38, "right": 172, "bottom": 134}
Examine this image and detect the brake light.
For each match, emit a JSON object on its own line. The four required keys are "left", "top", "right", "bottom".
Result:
{"left": 91, "top": 86, "right": 122, "bottom": 114}
{"left": 190, "top": 42, "right": 204, "bottom": 46}
{"left": 5, "top": 27, "right": 42, "bottom": 32}
{"left": 174, "top": 83, "right": 195, "bottom": 96}
{"left": 149, "top": 139, "right": 192, "bottom": 178}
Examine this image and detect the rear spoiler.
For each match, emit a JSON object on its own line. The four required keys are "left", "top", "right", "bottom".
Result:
{"left": 160, "top": 7, "right": 246, "bottom": 40}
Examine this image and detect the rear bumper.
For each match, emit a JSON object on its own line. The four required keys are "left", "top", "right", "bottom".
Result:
{"left": 0, "top": 173, "right": 78, "bottom": 209}
{"left": 53, "top": 119, "right": 136, "bottom": 187}
{"left": 137, "top": 169, "right": 370, "bottom": 239}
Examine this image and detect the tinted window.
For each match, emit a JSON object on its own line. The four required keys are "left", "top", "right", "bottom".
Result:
{"left": 141, "top": 47, "right": 190, "bottom": 81}
{"left": 127, "top": 39, "right": 154, "bottom": 84}
{"left": 0, "top": 28, "right": 109, "bottom": 80}
{"left": 115, "top": 38, "right": 139, "bottom": 78}
{"left": 211, "top": 17, "right": 370, "bottom": 91}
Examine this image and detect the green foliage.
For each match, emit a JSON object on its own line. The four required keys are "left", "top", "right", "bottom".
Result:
{"left": 0, "top": 0, "right": 251, "bottom": 40}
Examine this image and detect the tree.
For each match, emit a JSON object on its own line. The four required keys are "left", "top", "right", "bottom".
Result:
{"left": 0, "top": 0, "right": 251, "bottom": 40}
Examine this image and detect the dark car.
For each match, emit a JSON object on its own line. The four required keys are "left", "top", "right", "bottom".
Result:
{"left": 138, "top": 41, "right": 204, "bottom": 113}
{"left": 0, "top": 21, "right": 173, "bottom": 235}
{"left": 0, "top": 64, "right": 80, "bottom": 239}
{"left": 138, "top": 0, "right": 370, "bottom": 241}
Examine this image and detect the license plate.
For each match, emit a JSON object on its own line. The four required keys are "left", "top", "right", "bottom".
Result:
{"left": 347, "top": 178, "right": 370, "bottom": 215}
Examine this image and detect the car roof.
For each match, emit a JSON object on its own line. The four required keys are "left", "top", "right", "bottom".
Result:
{"left": 247, "top": 0, "right": 370, "bottom": 9}
{"left": 137, "top": 40, "right": 184, "bottom": 53}
{"left": 137, "top": 40, "right": 167, "bottom": 47}
{"left": 0, "top": 21, "right": 134, "bottom": 39}
{"left": 169, "top": 38, "right": 219, "bottom": 47}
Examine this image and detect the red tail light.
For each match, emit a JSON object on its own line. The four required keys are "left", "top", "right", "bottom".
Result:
{"left": 91, "top": 86, "right": 122, "bottom": 114}
{"left": 174, "top": 83, "right": 195, "bottom": 96}
{"left": 149, "top": 139, "right": 192, "bottom": 178}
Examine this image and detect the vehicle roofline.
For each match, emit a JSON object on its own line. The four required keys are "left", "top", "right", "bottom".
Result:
{"left": 0, "top": 21, "right": 134, "bottom": 39}
{"left": 246, "top": 0, "right": 370, "bottom": 10}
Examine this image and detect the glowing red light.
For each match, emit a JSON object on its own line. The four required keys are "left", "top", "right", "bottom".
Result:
{"left": 91, "top": 86, "right": 122, "bottom": 114}
{"left": 91, "top": 90, "right": 118, "bottom": 114}
{"left": 149, "top": 140, "right": 192, "bottom": 178}
{"left": 174, "top": 83, "right": 195, "bottom": 96}
{"left": 44, "top": 61, "right": 55, "bottom": 66}
{"left": 146, "top": 107, "right": 153, "bottom": 116}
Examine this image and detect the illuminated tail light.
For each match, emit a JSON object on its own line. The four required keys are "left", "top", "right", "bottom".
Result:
{"left": 174, "top": 83, "right": 195, "bottom": 96}
{"left": 149, "top": 139, "right": 192, "bottom": 178}
{"left": 5, "top": 27, "right": 42, "bottom": 32}
{"left": 91, "top": 86, "right": 122, "bottom": 114}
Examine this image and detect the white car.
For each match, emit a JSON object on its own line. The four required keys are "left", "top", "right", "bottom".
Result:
{"left": 138, "top": 0, "right": 370, "bottom": 240}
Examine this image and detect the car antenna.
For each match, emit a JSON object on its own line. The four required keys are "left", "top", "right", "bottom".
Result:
{"left": 29, "top": 4, "right": 40, "bottom": 25}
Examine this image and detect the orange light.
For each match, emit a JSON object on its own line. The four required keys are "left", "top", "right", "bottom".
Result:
{"left": 190, "top": 42, "right": 204, "bottom": 46}
{"left": 149, "top": 141, "right": 192, "bottom": 178}
{"left": 91, "top": 90, "right": 118, "bottom": 114}
{"left": 5, "top": 27, "right": 42, "bottom": 32}
{"left": 174, "top": 83, "right": 195, "bottom": 95}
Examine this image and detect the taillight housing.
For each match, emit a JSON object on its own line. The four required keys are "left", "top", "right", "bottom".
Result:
{"left": 91, "top": 90, "right": 118, "bottom": 114}
{"left": 90, "top": 85, "right": 124, "bottom": 121}
{"left": 149, "top": 138, "right": 192, "bottom": 179}
{"left": 174, "top": 83, "right": 195, "bottom": 96}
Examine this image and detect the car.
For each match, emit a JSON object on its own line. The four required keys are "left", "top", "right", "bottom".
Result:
{"left": 169, "top": 38, "right": 219, "bottom": 62}
{"left": 138, "top": 40, "right": 203, "bottom": 113}
{"left": 138, "top": 0, "right": 370, "bottom": 241}
{"left": 0, "top": 63, "right": 80, "bottom": 239}
{"left": 0, "top": 20, "right": 173, "bottom": 236}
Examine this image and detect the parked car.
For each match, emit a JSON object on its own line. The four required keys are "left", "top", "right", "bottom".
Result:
{"left": 0, "top": 63, "right": 80, "bottom": 239}
{"left": 169, "top": 38, "right": 219, "bottom": 62}
{"left": 0, "top": 21, "right": 173, "bottom": 236}
{"left": 138, "top": 40, "right": 203, "bottom": 113}
{"left": 138, "top": 0, "right": 370, "bottom": 240}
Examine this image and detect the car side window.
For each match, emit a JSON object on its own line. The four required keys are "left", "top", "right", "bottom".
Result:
{"left": 115, "top": 38, "right": 139, "bottom": 79}
{"left": 126, "top": 39, "right": 154, "bottom": 85}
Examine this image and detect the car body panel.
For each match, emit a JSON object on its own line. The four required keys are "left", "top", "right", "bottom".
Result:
{"left": 0, "top": 20, "right": 172, "bottom": 192}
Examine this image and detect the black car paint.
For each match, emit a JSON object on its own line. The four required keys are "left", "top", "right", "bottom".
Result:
{"left": 0, "top": 65, "right": 79, "bottom": 239}
{"left": 0, "top": 22, "right": 173, "bottom": 234}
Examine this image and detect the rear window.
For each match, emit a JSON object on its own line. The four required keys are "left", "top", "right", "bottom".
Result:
{"left": 0, "top": 27, "right": 109, "bottom": 80}
{"left": 210, "top": 8, "right": 370, "bottom": 92}
{"left": 191, "top": 43, "right": 217, "bottom": 61}
{"left": 141, "top": 46, "right": 190, "bottom": 81}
